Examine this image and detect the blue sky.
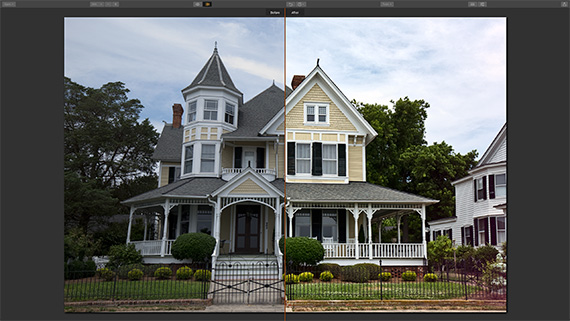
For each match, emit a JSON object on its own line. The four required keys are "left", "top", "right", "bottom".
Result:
{"left": 65, "top": 17, "right": 505, "bottom": 158}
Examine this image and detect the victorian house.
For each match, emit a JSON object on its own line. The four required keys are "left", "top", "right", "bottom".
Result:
{"left": 122, "top": 47, "right": 438, "bottom": 273}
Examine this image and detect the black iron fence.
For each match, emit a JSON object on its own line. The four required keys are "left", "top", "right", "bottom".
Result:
{"left": 64, "top": 262, "right": 211, "bottom": 302}
{"left": 284, "top": 262, "right": 506, "bottom": 301}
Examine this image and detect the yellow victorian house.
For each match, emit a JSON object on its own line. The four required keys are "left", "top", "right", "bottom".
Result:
{"left": 122, "top": 47, "right": 437, "bottom": 277}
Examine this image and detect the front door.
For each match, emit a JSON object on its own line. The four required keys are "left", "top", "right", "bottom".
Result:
{"left": 235, "top": 205, "right": 261, "bottom": 254}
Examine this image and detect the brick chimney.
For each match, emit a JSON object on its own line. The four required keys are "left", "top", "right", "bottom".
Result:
{"left": 291, "top": 75, "right": 305, "bottom": 90}
{"left": 172, "top": 103, "right": 184, "bottom": 129}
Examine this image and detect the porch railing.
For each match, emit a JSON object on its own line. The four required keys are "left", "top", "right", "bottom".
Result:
{"left": 322, "top": 243, "right": 424, "bottom": 259}
{"left": 131, "top": 240, "right": 174, "bottom": 256}
{"left": 221, "top": 168, "right": 276, "bottom": 181}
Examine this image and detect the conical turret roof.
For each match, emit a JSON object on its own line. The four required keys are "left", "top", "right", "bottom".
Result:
{"left": 183, "top": 46, "right": 242, "bottom": 94}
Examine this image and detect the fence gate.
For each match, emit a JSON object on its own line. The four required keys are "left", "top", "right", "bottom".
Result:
{"left": 209, "top": 259, "right": 284, "bottom": 304}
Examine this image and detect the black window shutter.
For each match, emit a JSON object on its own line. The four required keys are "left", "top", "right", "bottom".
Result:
{"left": 468, "top": 226, "right": 474, "bottom": 246}
{"left": 287, "top": 142, "right": 296, "bottom": 175}
{"left": 256, "top": 147, "right": 265, "bottom": 168}
{"left": 461, "top": 227, "right": 465, "bottom": 245}
{"left": 473, "top": 219, "right": 479, "bottom": 246}
{"left": 426, "top": 231, "right": 430, "bottom": 242}
{"left": 338, "top": 144, "right": 347, "bottom": 176}
{"left": 482, "top": 176, "right": 487, "bottom": 200}
{"left": 312, "top": 142, "right": 322, "bottom": 176}
{"left": 338, "top": 209, "right": 346, "bottom": 243}
{"left": 483, "top": 218, "right": 489, "bottom": 245}
{"left": 446, "top": 229, "right": 452, "bottom": 240}
{"left": 234, "top": 147, "right": 242, "bottom": 168}
{"left": 432, "top": 231, "right": 436, "bottom": 241}
{"left": 311, "top": 210, "right": 322, "bottom": 241}
{"left": 490, "top": 217, "right": 497, "bottom": 245}
{"left": 168, "top": 167, "right": 175, "bottom": 184}
{"left": 474, "top": 180, "right": 478, "bottom": 202}
{"left": 489, "top": 175, "right": 495, "bottom": 199}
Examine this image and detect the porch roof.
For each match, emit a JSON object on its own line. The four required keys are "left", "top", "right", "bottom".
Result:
{"left": 122, "top": 177, "right": 285, "bottom": 205}
{"left": 286, "top": 182, "right": 438, "bottom": 204}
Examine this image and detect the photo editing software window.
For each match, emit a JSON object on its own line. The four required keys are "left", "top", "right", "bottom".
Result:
{"left": 1, "top": 0, "right": 568, "bottom": 320}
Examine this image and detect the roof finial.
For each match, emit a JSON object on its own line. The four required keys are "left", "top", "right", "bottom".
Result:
{"left": 214, "top": 41, "right": 218, "bottom": 52}
{"left": 317, "top": 58, "right": 320, "bottom": 66}
{"left": 273, "top": 79, "right": 275, "bottom": 85}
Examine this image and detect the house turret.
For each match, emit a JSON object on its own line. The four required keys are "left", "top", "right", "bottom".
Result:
{"left": 179, "top": 45, "right": 243, "bottom": 179}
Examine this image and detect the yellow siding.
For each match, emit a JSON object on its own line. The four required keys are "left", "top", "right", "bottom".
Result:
{"left": 184, "top": 137, "right": 189, "bottom": 143}
{"left": 286, "top": 84, "right": 356, "bottom": 131}
{"left": 277, "top": 144, "right": 285, "bottom": 178}
{"left": 277, "top": 121, "right": 284, "bottom": 131}
{"left": 321, "top": 133, "right": 339, "bottom": 141}
{"left": 221, "top": 145, "right": 233, "bottom": 168}
{"left": 295, "top": 133, "right": 311, "bottom": 141}
{"left": 349, "top": 145, "right": 364, "bottom": 181}
{"left": 287, "top": 132, "right": 294, "bottom": 140}
{"left": 348, "top": 216, "right": 354, "bottom": 238}
{"left": 160, "top": 167, "right": 170, "bottom": 187}
{"left": 201, "top": 127, "right": 208, "bottom": 133}
{"left": 229, "top": 178, "right": 268, "bottom": 195}
{"left": 219, "top": 208, "right": 231, "bottom": 245}
{"left": 191, "top": 128, "right": 196, "bottom": 133}
{"left": 200, "top": 134, "right": 208, "bottom": 140}
{"left": 211, "top": 128, "right": 218, "bottom": 133}
{"left": 223, "top": 130, "right": 230, "bottom": 134}
{"left": 339, "top": 134, "right": 346, "bottom": 141}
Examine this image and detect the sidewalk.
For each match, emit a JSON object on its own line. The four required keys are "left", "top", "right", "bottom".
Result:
{"left": 204, "top": 304, "right": 286, "bottom": 313}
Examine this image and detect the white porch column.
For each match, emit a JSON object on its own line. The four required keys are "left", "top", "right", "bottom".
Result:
{"left": 421, "top": 205, "right": 427, "bottom": 259}
{"left": 287, "top": 206, "right": 294, "bottom": 237}
{"left": 378, "top": 218, "right": 382, "bottom": 243}
{"left": 160, "top": 199, "right": 170, "bottom": 257}
{"left": 143, "top": 215, "right": 148, "bottom": 241}
{"left": 275, "top": 200, "right": 282, "bottom": 256}
{"left": 367, "top": 204, "right": 373, "bottom": 260}
{"left": 213, "top": 200, "right": 221, "bottom": 256}
{"left": 126, "top": 206, "right": 135, "bottom": 244}
{"left": 353, "top": 204, "right": 360, "bottom": 259}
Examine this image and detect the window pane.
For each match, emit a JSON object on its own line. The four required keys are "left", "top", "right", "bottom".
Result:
{"left": 497, "top": 217, "right": 505, "bottom": 229}
{"left": 201, "top": 159, "right": 214, "bottom": 172}
{"left": 319, "top": 106, "right": 326, "bottom": 115}
{"left": 297, "top": 160, "right": 310, "bottom": 173}
{"left": 297, "top": 144, "right": 310, "bottom": 158}
{"left": 307, "top": 106, "right": 314, "bottom": 115}
{"left": 323, "top": 145, "right": 336, "bottom": 159}
{"left": 296, "top": 212, "right": 311, "bottom": 237}
{"left": 318, "top": 115, "right": 326, "bottom": 122}
{"left": 496, "top": 174, "right": 506, "bottom": 185}
{"left": 185, "top": 145, "right": 194, "bottom": 160}
{"left": 205, "top": 100, "right": 218, "bottom": 110}
{"left": 202, "top": 145, "right": 215, "bottom": 158}
{"left": 225, "top": 103, "right": 234, "bottom": 115}
{"left": 323, "top": 160, "right": 336, "bottom": 174}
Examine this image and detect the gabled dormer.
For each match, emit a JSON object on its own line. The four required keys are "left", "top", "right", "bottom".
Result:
{"left": 277, "top": 64, "right": 377, "bottom": 184}
{"left": 179, "top": 46, "right": 243, "bottom": 179}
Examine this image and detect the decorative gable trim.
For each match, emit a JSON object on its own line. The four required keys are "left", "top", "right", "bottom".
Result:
{"left": 211, "top": 167, "right": 283, "bottom": 198}
{"left": 478, "top": 123, "right": 506, "bottom": 167}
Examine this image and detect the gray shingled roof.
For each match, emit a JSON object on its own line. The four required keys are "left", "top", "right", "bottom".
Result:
{"left": 286, "top": 182, "right": 437, "bottom": 203}
{"left": 122, "top": 177, "right": 228, "bottom": 204}
{"left": 182, "top": 48, "right": 242, "bottom": 94}
{"left": 122, "top": 177, "right": 285, "bottom": 205}
{"left": 222, "top": 84, "right": 291, "bottom": 138}
{"left": 152, "top": 124, "right": 183, "bottom": 162}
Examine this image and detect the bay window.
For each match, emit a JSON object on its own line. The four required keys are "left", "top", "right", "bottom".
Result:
{"left": 201, "top": 144, "right": 215, "bottom": 172}
{"left": 204, "top": 99, "right": 218, "bottom": 120}
{"left": 184, "top": 145, "right": 194, "bottom": 174}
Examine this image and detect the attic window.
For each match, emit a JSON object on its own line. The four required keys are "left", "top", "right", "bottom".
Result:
{"left": 204, "top": 100, "right": 218, "bottom": 120}
{"left": 305, "top": 103, "right": 329, "bottom": 124}
{"left": 225, "top": 102, "right": 235, "bottom": 124}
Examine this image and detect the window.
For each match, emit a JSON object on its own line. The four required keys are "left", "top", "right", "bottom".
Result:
{"left": 462, "top": 226, "right": 473, "bottom": 246}
{"left": 305, "top": 103, "right": 328, "bottom": 124}
{"left": 295, "top": 211, "right": 311, "bottom": 237}
{"left": 204, "top": 99, "right": 218, "bottom": 120}
{"left": 196, "top": 205, "right": 212, "bottom": 235}
{"left": 188, "top": 101, "right": 197, "bottom": 122}
{"left": 225, "top": 102, "right": 235, "bottom": 124}
{"left": 200, "top": 144, "right": 215, "bottom": 172}
{"left": 184, "top": 145, "right": 193, "bottom": 174}
{"left": 322, "top": 210, "right": 338, "bottom": 241}
{"left": 296, "top": 143, "right": 311, "bottom": 174}
{"left": 180, "top": 205, "right": 190, "bottom": 235}
{"left": 496, "top": 217, "right": 506, "bottom": 244}
{"left": 495, "top": 174, "right": 506, "bottom": 197}
{"left": 168, "top": 166, "right": 181, "bottom": 183}
{"left": 322, "top": 144, "right": 337, "bottom": 175}
{"left": 477, "top": 177, "right": 485, "bottom": 200}
{"left": 478, "top": 218, "right": 487, "bottom": 244}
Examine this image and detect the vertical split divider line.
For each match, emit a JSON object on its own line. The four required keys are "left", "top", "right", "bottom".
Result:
{"left": 283, "top": 7, "right": 287, "bottom": 321}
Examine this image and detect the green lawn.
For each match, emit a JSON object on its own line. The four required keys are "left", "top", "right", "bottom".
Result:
{"left": 286, "top": 281, "right": 481, "bottom": 300}
{"left": 64, "top": 278, "right": 210, "bottom": 301}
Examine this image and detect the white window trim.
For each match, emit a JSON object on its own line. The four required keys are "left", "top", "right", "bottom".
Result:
{"left": 295, "top": 143, "right": 312, "bottom": 175}
{"left": 183, "top": 144, "right": 195, "bottom": 174}
{"left": 203, "top": 99, "right": 219, "bottom": 121}
{"left": 494, "top": 173, "right": 507, "bottom": 198}
{"left": 187, "top": 100, "right": 197, "bottom": 124}
{"left": 304, "top": 102, "right": 330, "bottom": 126}
{"left": 224, "top": 101, "right": 235, "bottom": 125}
{"left": 322, "top": 143, "right": 338, "bottom": 176}
{"left": 200, "top": 143, "right": 216, "bottom": 173}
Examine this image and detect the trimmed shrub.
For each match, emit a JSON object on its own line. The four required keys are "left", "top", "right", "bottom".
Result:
{"left": 117, "top": 263, "right": 144, "bottom": 279}
{"left": 475, "top": 244, "right": 500, "bottom": 268}
{"left": 279, "top": 236, "right": 324, "bottom": 267}
{"left": 401, "top": 271, "right": 417, "bottom": 281}
{"left": 316, "top": 263, "right": 342, "bottom": 279}
{"left": 176, "top": 266, "right": 193, "bottom": 280}
{"left": 171, "top": 233, "right": 216, "bottom": 262}
{"left": 284, "top": 274, "right": 300, "bottom": 284}
{"left": 319, "top": 271, "right": 334, "bottom": 282}
{"left": 342, "top": 265, "right": 369, "bottom": 283}
{"left": 128, "top": 268, "right": 144, "bottom": 281}
{"left": 379, "top": 272, "right": 392, "bottom": 282}
{"left": 424, "top": 273, "right": 437, "bottom": 282}
{"left": 66, "top": 259, "right": 97, "bottom": 279}
{"left": 194, "top": 269, "right": 211, "bottom": 281}
{"left": 456, "top": 245, "right": 477, "bottom": 270}
{"left": 107, "top": 244, "right": 143, "bottom": 270}
{"left": 354, "top": 263, "right": 382, "bottom": 280}
{"left": 154, "top": 267, "right": 172, "bottom": 279}
{"left": 97, "top": 268, "right": 115, "bottom": 281}
{"left": 298, "top": 272, "right": 314, "bottom": 283}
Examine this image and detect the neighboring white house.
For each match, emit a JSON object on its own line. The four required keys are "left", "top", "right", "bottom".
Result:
{"left": 428, "top": 123, "right": 507, "bottom": 248}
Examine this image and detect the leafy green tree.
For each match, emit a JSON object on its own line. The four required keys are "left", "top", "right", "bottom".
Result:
{"left": 64, "top": 77, "right": 159, "bottom": 233}
{"left": 427, "top": 235, "right": 453, "bottom": 274}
